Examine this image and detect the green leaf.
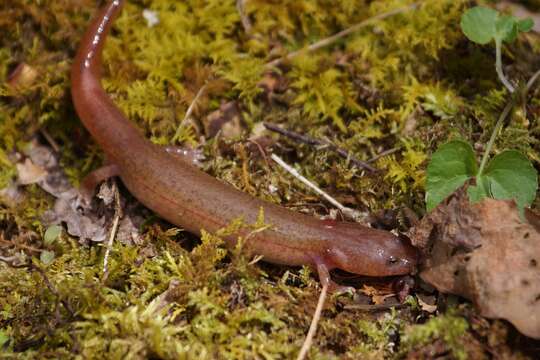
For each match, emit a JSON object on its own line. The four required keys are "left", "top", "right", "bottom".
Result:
{"left": 460, "top": 7, "right": 498, "bottom": 45}
{"left": 40, "top": 250, "right": 55, "bottom": 265}
{"left": 467, "top": 175, "right": 490, "bottom": 203}
{"left": 468, "top": 150, "right": 537, "bottom": 212}
{"left": 425, "top": 140, "right": 477, "bottom": 211}
{"left": 460, "top": 6, "right": 534, "bottom": 44}
{"left": 495, "top": 15, "right": 518, "bottom": 43}
{"left": 0, "top": 330, "right": 9, "bottom": 348}
{"left": 44, "top": 225, "right": 62, "bottom": 245}
{"left": 517, "top": 18, "right": 534, "bottom": 32}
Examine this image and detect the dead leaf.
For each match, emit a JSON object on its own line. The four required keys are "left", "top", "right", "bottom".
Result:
{"left": 417, "top": 294, "right": 437, "bottom": 313}
{"left": 203, "top": 101, "right": 243, "bottom": 138}
{"left": 16, "top": 158, "right": 47, "bottom": 185}
{"left": 0, "top": 182, "right": 26, "bottom": 206}
{"left": 410, "top": 188, "right": 540, "bottom": 339}
{"left": 43, "top": 196, "right": 108, "bottom": 243}
{"left": 7, "top": 63, "right": 39, "bottom": 89}
{"left": 360, "top": 284, "right": 395, "bottom": 305}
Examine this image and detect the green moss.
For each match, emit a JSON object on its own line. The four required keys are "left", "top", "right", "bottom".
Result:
{"left": 400, "top": 310, "right": 470, "bottom": 360}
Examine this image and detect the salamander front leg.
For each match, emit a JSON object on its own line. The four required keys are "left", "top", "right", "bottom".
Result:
{"left": 314, "top": 259, "right": 355, "bottom": 295}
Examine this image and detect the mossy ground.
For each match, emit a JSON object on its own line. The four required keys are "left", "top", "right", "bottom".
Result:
{"left": 1, "top": 0, "right": 539, "bottom": 358}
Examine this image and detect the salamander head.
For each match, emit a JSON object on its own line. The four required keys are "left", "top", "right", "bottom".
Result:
{"left": 322, "top": 222, "right": 418, "bottom": 276}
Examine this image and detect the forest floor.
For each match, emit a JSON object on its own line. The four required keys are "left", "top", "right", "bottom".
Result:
{"left": 0, "top": 0, "right": 539, "bottom": 358}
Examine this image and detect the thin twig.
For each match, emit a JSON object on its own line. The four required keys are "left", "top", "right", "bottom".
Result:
{"left": 525, "top": 69, "right": 540, "bottom": 95}
{"left": 0, "top": 238, "right": 44, "bottom": 253}
{"left": 265, "top": 2, "right": 421, "bottom": 68}
{"left": 344, "top": 302, "right": 405, "bottom": 311}
{"left": 40, "top": 128, "right": 60, "bottom": 153}
{"left": 33, "top": 262, "right": 75, "bottom": 317}
{"left": 0, "top": 254, "right": 26, "bottom": 267}
{"left": 296, "top": 281, "right": 328, "bottom": 360}
{"left": 263, "top": 122, "right": 377, "bottom": 172}
{"left": 236, "top": 0, "right": 252, "bottom": 33}
{"left": 173, "top": 83, "right": 207, "bottom": 142}
{"left": 367, "top": 147, "right": 400, "bottom": 163}
{"left": 270, "top": 154, "right": 362, "bottom": 221}
{"left": 102, "top": 181, "right": 122, "bottom": 282}
{"left": 522, "top": 69, "right": 540, "bottom": 119}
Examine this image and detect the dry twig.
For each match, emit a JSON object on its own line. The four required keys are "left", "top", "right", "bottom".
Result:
{"left": 102, "top": 180, "right": 122, "bottom": 282}
{"left": 296, "top": 281, "right": 329, "bottom": 360}
{"left": 263, "top": 122, "right": 377, "bottom": 172}
{"left": 270, "top": 154, "right": 363, "bottom": 221}
{"left": 265, "top": 2, "right": 421, "bottom": 68}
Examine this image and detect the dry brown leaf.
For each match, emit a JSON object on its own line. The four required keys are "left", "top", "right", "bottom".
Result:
{"left": 16, "top": 158, "right": 47, "bottom": 185}
{"left": 7, "top": 63, "right": 39, "bottom": 88}
{"left": 410, "top": 189, "right": 540, "bottom": 339}
{"left": 417, "top": 294, "right": 437, "bottom": 313}
{"left": 204, "top": 101, "right": 243, "bottom": 138}
{"left": 360, "top": 284, "right": 395, "bottom": 305}
{"left": 0, "top": 182, "right": 26, "bottom": 206}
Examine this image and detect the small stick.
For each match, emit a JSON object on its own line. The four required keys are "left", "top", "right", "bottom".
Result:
{"left": 344, "top": 302, "right": 405, "bottom": 311}
{"left": 367, "top": 147, "right": 400, "bottom": 163}
{"left": 270, "top": 154, "right": 362, "bottom": 221}
{"left": 263, "top": 122, "right": 377, "bottom": 172}
{"left": 523, "top": 69, "right": 540, "bottom": 119}
{"left": 102, "top": 181, "right": 122, "bottom": 282}
{"left": 0, "top": 238, "right": 44, "bottom": 253}
{"left": 296, "top": 281, "right": 329, "bottom": 360}
{"left": 236, "top": 0, "right": 252, "bottom": 34}
{"left": 40, "top": 128, "right": 60, "bottom": 153}
{"left": 33, "top": 262, "right": 75, "bottom": 317}
{"left": 173, "top": 83, "right": 207, "bottom": 142}
{"left": 525, "top": 69, "right": 540, "bottom": 95}
{"left": 265, "top": 2, "right": 421, "bottom": 68}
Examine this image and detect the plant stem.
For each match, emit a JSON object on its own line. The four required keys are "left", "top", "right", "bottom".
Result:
{"left": 477, "top": 100, "right": 514, "bottom": 176}
{"left": 495, "top": 38, "right": 515, "bottom": 93}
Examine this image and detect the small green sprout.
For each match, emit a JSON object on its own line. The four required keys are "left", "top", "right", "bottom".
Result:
{"left": 460, "top": 6, "right": 534, "bottom": 93}
{"left": 426, "top": 7, "right": 538, "bottom": 215}
{"left": 44, "top": 225, "right": 63, "bottom": 245}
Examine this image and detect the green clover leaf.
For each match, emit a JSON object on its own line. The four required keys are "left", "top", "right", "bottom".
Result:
{"left": 461, "top": 6, "right": 534, "bottom": 45}
{"left": 426, "top": 141, "right": 538, "bottom": 215}
{"left": 425, "top": 140, "right": 477, "bottom": 211}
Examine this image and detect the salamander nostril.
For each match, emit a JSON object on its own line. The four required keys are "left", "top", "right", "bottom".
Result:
{"left": 388, "top": 256, "right": 398, "bottom": 265}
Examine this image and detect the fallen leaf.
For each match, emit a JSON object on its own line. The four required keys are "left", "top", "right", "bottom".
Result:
{"left": 204, "top": 101, "right": 243, "bottom": 138}
{"left": 360, "top": 284, "right": 395, "bottom": 305}
{"left": 410, "top": 188, "right": 540, "bottom": 339}
{"left": 16, "top": 158, "right": 47, "bottom": 185}
{"left": 43, "top": 195, "right": 108, "bottom": 243}
{"left": 6, "top": 63, "right": 39, "bottom": 89}
{"left": 0, "top": 182, "right": 26, "bottom": 206}
{"left": 417, "top": 294, "right": 437, "bottom": 313}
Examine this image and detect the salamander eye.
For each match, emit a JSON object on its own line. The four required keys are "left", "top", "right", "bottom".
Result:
{"left": 387, "top": 256, "right": 398, "bottom": 265}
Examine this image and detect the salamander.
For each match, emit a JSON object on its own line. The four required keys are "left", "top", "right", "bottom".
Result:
{"left": 71, "top": 0, "right": 417, "bottom": 286}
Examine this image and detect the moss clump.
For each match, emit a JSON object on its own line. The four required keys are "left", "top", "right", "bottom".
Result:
{"left": 400, "top": 310, "right": 469, "bottom": 360}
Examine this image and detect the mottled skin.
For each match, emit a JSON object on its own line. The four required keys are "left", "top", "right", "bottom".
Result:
{"left": 71, "top": 0, "right": 417, "bottom": 284}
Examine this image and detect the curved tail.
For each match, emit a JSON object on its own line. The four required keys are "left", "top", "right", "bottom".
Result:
{"left": 71, "top": 0, "right": 147, "bottom": 163}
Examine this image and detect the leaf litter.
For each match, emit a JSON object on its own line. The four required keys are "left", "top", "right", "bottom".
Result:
{"left": 410, "top": 187, "right": 540, "bottom": 339}
{"left": 12, "top": 139, "right": 144, "bottom": 245}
